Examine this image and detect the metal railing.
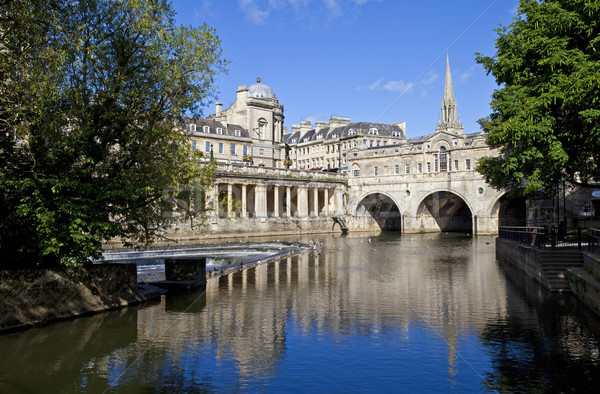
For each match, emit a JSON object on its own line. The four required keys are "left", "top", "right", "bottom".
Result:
{"left": 498, "top": 226, "right": 589, "bottom": 251}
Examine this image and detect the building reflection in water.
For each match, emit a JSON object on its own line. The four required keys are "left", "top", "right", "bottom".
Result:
{"left": 1, "top": 233, "right": 600, "bottom": 392}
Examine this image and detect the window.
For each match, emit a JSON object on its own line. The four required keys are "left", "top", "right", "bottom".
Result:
{"left": 243, "top": 145, "right": 248, "bottom": 156}
{"left": 348, "top": 128, "right": 356, "bottom": 136}
{"left": 370, "top": 140, "right": 374, "bottom": 147}
{"left": 231, "top": 144, "right": 236, "bottom": 155}
{"left": 258, "top": 119, "right": 267, "bottom": 139}
{"left": 394, "top": 164, "right": 399, "bottom": 174}
{"left": 374, "top": 166, "right": 378, "bottom": 176}
{"left": 434, "top": 154, "right": 439, "bottom": 172}
{"left": 439, "top": 147, "right": 447, "bottom": 171}
{"left": 203, "top": 126, "right": 210, "bottom": 133}
{"left": 417, "top": 163, "right": 423, "bottom": 173}
{"left": 392, "top": 131, "right": 402, "bottom": 137}
{"left": 427, "top": 162, "right": 431, "bottom": 172}
{"left": 405, "top": 164, "right": 410, "bottom": 174}
{"left": 332, "top": 133, "right": 338, "bottom": 138}
{"left": 218, "top": 143, "right": 223, "bottom": 154}
{"left": 191, "top": 140, "right": 197, "bottom": 150}
{"left": 205, "top": 141, "right": 210, "bottom": 153}
{"left": 352, "top": 168, "right": 360, "bottom": 177}
{"left": 582, "top": 202, "right": 595, "bottom": 217}
{"left": 454, "top": 160, "right": 458, "bottom": 171}
{"left": 466, "top": 159, "right": 471, "bottom": 170}
{"left": 368, "top": 127, "right": 379, "bottom": 135}
{"left": 235, "top": 130, "right": 241, "bottom": 136}
{"left": 190, "top": 124, "right": 196, "bottom": 132}
{"left": 376, "top": 140, "right": 380, "bottom": 146}
{"left": 216, "top": 128, "right": 223, "bottom": 135}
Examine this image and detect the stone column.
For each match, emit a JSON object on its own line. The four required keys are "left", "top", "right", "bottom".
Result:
{"left": 313, "top": 188, "right": 319, "bottom": 217}
{"left": 227, "top": 183, "right": 233, "bottom": 218}
{"left": 255, "top": 184, "right": 267, "bottom": 218}
{"left": 274, "top": 185, "right": 280, "bottom": 218}
{"left": 324, "top": 188, "right": 330, "bottom": 216}
{"left": 241, "top": 184, "right": 247, "bottom": 218}
{"left": 212, "top": 182, "right": 219, "bottom": 218}
{"left": 286, "top": 186, "right": 292, "bottom": 218}
{"left": 298, "top": 186, "right": 308, "bottom": 217}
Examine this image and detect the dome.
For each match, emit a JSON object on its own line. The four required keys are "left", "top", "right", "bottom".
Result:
{"left": 248, "top": 77, "right": 275, "bottom": 99}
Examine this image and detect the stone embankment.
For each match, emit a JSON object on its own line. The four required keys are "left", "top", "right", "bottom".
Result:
{"left": 0, "top": 264, "right": 158, "bottom": 334}
{"left": 567, "top": 252, "right": 600, "bottom": 316}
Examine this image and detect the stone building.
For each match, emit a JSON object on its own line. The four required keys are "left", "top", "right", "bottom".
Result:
{"left": 283, "top": 118, "right": 406, "bottom": 170}
{"left": 184, "top": 77, "right": 285, "bottom": 167}
{"left": 347, "top": 55, "right": 485, "bottom": 179}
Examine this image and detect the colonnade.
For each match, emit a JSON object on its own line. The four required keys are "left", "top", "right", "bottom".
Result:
{"left": 209, "top": 181, "right": 343, "bottom": 219}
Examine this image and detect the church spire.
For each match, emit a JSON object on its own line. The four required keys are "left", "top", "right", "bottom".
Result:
{"left": 437, "top": 54, "right": 463, "bottom": 135}
{"left": 444, "top": 54, "right": 455, "bottom": 104}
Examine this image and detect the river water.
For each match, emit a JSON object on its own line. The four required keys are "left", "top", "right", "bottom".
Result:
{"left": 2, "top": 232, "right": 600, "bottom": 393}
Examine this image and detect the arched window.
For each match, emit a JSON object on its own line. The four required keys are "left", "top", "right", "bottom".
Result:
{"left": 439, "top": 146, "right": 448, "bottom": 172}
{"left": 257, "top": 119, "right": 267, "bottom": 139}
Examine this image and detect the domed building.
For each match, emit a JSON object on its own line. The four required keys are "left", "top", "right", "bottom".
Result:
{"left": 190, "top": 77, "right": 285, "bottom": 167}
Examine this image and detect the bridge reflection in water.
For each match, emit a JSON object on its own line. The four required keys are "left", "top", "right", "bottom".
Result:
{"left": 1, "top": 233, "right": 600, "bottom": 392}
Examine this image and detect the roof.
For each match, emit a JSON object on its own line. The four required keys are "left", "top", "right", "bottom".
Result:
{"left": 248, "top": 77, "right": 276, "bottom": 99}
{"left": 185, "top": 118, "right": 250, "bottom": 139}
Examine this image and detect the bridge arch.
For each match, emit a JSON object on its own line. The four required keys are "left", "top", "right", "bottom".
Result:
{"left": 415, "top": 190, "right": 474, "bottom": 233}
{"left": 354, "top": 191, "right": 402, "bottom": 231}
{"left": 490, "top": 193, "right": 527, "bottom": 227}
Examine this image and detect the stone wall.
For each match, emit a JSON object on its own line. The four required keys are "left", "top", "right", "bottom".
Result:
{"left": 495, "top": 238, "right": 549, "bottom": 289}
{"left": 567, "top": 252, "right": 600, "bottom": 316}
{"left": 0, "top": 264, "right": 151, "bottom": 333}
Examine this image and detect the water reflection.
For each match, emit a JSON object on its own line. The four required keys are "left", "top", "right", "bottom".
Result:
{"left": 1, "top": 233, "right": 600, "bottom": 392}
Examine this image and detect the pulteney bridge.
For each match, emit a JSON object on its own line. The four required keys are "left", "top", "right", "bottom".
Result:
{"left": 345, "top": 168, "right": 525, "bottom": 235}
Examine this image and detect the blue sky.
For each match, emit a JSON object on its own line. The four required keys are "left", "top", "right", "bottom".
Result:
{"left": 172, "top": 0, "right": 519, "bottom": 138}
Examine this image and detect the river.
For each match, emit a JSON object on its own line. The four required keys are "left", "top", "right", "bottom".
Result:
{"left": 1, "top": 232, "right": 600, "bottom": 393}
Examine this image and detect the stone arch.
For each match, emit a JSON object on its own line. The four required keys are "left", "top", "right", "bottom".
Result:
{"left": 354, "top": 191, "right": 402, "bottom": 231}
{"left": 490, "top": 193, "right": 527, "bottom": 227}
{"left": 416, "top": 190, "right": 473, "bottom": 232}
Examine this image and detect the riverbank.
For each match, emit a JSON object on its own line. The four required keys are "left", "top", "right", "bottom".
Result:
{"left": 0, "top": 241, "right": 314, "bottom": 334}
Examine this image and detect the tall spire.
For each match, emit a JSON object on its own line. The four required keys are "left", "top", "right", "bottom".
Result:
{"left": 437, "top": 54, "right": 463, "bottom": 135}
{"left": 444, "top": 54, "right": 455, "bottom": 103}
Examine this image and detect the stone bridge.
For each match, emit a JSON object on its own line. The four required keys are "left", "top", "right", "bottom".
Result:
{"left": 346, "top": 171, "right": 525, "bottom": 235}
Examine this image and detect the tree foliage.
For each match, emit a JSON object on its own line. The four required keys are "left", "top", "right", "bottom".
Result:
{"left": 0, "top": 0, "right": 226, "bottom": 267}
{"left": 475, "top": 0, "right": 600, "bottom": 196}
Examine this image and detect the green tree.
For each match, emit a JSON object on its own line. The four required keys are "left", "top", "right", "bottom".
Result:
{"left": 475, "top": 0, "right": 600, "bottom": 197}
{"left": 0, "top": 0, "right": 226, "bottom": 267}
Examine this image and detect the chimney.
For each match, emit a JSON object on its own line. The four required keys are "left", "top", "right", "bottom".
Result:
{"left": 215, "top": 102, "right": 222, "bottom": 114}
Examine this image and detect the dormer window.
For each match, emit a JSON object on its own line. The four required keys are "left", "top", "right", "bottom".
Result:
{"left": 234, "top": 130, "right": 241, "bottom": 136}
{"left": 348, "top": 128, "right": 356, "bottom": 136}
{"left": 291, "top": 138, "right": 297, "bottom": 143}
{"left": 216, "top": 127, "right": 223, "bottom": 135}
{"left": 368, "top": 127, "right": 379, "bottom": 135}
{"left": 331, "top": 133, "right": 338, "bottom": 138}
{"left": 316, "top": 135, "right": 323, "bottom": 140}
{"left": 203, "top": 126, "right": 210, "bottom": 133}
{"left": 392, "top": 131, "right": 401, "bottom": 137}
{"left": 190, "top": 124, "right": 196, "bottom": 132}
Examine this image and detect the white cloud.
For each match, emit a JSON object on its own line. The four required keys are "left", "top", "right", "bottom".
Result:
{"left": 238, "top": 0, "right": 271, "bottom": 25}
{"left": 194, "top": 0, "right": 216, "bottom": 19}
{"left": 368, "top": 78, "right": 382, "bottom": 90}
{"left": 457, "top": 66, "right": 476, "bottom": 84}
{"left": 238, "top": 0, "right": 378, "bottom": 25}
{"left": 358, "top": 78, "right": 414, "bottom": 93}
{"left": 383, "top": 80, "right": 414, "bottom": 92}
{"left": 421, "top": 72, "right": 438, "bottom": 86}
